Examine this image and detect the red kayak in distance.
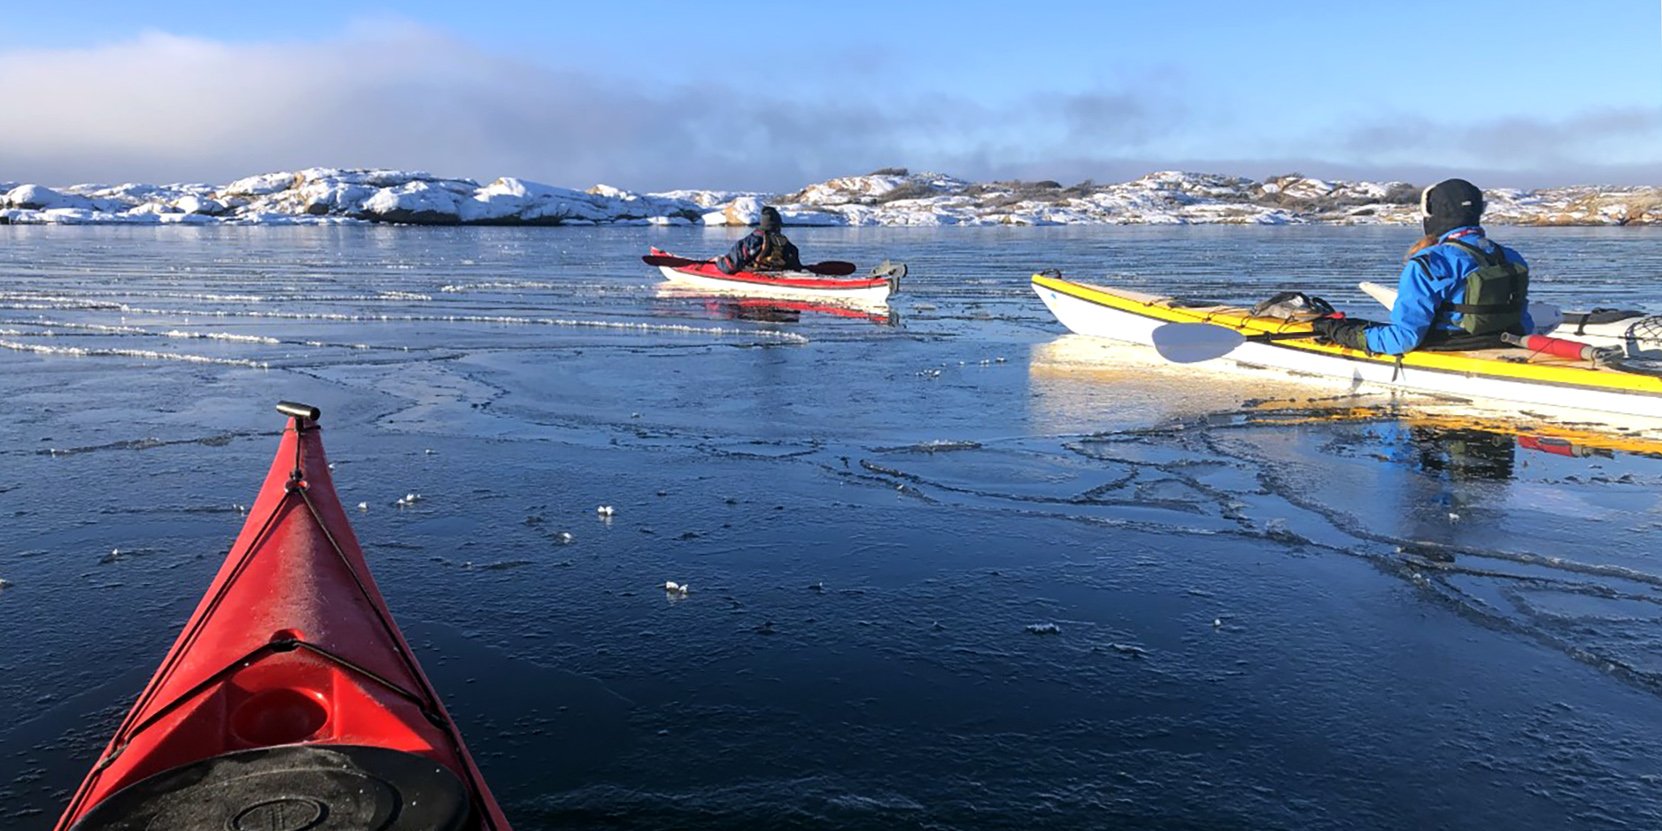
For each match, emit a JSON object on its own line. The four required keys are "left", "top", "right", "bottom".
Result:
{"left": 645, "top": 247, "right": 901, "bottom": 306}
{"left": 55, "top": 402, "right": 512, "bottom": 831}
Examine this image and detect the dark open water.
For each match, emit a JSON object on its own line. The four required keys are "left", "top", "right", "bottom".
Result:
{"left": 2, "top": 224, "right": 1662, "bottom": 829}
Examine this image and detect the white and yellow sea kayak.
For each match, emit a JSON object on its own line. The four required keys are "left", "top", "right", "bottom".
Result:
{"left": 1031, "top": 271, "right": 1662, "bottom": 422}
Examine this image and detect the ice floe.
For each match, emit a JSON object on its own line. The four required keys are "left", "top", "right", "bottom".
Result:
{"left": 0, "top": 338, "right": 270, "bottom": 368}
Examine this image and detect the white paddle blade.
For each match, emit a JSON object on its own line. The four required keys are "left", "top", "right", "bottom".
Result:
{"left": 1530, "top": 303, "right": 1563, "bottom": 334}
{"left": 1358, "top": 281, "right": 1397, "bottom": 308}
{"left": 1151, "top": 323, "right": 1248, "bottom": 364}
{"left": 872, "top": 260, "right": 907, "bottom": 279}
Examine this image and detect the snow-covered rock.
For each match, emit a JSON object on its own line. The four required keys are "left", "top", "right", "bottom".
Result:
{"left": 5, "top": 184, "right": 94, "bottom": 211}
{"left": 780, "top": 209, "right": 845, "bottom": 226}
{"left": 652, "top": 188, "right": 754, "bottom": 208}
{"left": 787, "top": 170, "right": 970, "bottom": 207}
{"left": 707, "top": 195, "right": 765, "bottom": 226}
{"left": 0, "top": 167, "right": 1654, "bottom": 227}
{"left": 361, "top": 180, "right": 463, "bottom": 224}
{"left": 173, "top": 194, "right": 226, "bottom": 215}
{"left": 220, "top": 171, "right": 302, "bottom": 198}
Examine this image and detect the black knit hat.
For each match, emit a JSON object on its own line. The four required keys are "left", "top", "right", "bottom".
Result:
{"left": 1421, "top": 178, "right": 1484, "bottom": 237}
{"left": 758, "top": 206, "right": 782, "bottom": 232}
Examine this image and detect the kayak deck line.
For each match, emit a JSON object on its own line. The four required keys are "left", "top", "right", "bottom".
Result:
{"left": 55, "top": 402, "right": 512, "bottom": 831}
{"left": 97, "top": 484, "right": 446, "bottom": 756}
{"left": 91, "top": 634, "right": 444, "bottom": 774}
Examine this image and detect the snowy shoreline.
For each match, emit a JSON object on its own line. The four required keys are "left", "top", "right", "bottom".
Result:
{"left": 3, "top": 167, "right": 1658, "bottom": 228}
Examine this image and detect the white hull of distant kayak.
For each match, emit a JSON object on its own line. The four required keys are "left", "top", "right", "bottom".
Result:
{"left": 655, "top": 266, "right": 894, "bottom": 306}
{"left": 1033, "top": 281, "right": 1662, "bottom": 423}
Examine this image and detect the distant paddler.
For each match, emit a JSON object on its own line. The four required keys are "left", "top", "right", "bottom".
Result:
{"left": 717, "top": 206, "right": 803, "bottom": 273}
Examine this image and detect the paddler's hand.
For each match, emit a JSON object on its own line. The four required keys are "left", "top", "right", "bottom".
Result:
{"left": 1310, "top": 317, "right": 1371, "bottom": 351}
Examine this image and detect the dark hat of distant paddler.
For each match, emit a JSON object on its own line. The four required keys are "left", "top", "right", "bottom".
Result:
{"left": 1420, "top": 178, "right": 1484, "bottom": 237}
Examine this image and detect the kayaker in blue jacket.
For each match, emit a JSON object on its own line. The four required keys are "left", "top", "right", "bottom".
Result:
{"left": 717, "top": 206, "right": 803, "bottom": 274}
{"left": 1312, "top": 179, "right": 1533, "bottom": 354}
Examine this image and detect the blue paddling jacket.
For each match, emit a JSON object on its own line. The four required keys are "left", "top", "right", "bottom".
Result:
{"left": 1364, "top": 226, "right": 1534, "bottom": 355}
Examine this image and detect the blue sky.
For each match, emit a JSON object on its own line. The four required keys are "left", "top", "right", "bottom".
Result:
{"left": 1, "top": 1, "right": 1658, "bottom": 190}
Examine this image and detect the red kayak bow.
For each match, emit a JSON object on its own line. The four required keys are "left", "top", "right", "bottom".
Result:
{"left": 55, "top": 402, "right": 511, "bottom": 831}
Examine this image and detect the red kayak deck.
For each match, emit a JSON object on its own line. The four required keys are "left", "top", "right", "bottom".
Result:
{"left": 56, "top": 404, "right": 511, "bottom": 830}
{"left": 650, "top": 246, "right": 893, "bottom": 291}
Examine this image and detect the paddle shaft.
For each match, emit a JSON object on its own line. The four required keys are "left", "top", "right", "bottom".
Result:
{"left": 1247, "top": 330, "right": 1323, "bottom": 342}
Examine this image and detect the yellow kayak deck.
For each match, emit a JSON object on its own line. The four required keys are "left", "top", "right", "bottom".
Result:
{"left": 1032, "top": 273, "right": 1662, "bottom": 397}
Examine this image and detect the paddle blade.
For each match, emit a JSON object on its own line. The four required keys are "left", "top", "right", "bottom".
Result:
{"left": 1530, "top": 303, "right": 1564, "bottom": 334}
{"left": 871, "top": 260, "right": 907, "bottom": 280}
{"left": 804, "top": 261, "right": 857, "bottom": 276}
{"left": 643, "top": 254, "right": 702, "bottom": 268}
{"left": 1151, "top": 323, "right": 1248, "bottom": 364}
{"left": 1358, "top": 280, "right": 1397, "bottom": 308}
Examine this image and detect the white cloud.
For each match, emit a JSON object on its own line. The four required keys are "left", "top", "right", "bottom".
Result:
{"left": 1, "top": 23, "right": 1655, "bottom": 191}
{"left": 0, "top": 24, "right": 1183, "bottom": 191}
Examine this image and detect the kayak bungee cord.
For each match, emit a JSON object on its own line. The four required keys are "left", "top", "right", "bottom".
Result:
{"left": 290, "top": 462, "right": 505, "bottom": 828}
{"left": 55, "top": 402, "right": 512, "bottom": 831}
{"left": 66, "top": 489, "right": 294, "bottom": 778}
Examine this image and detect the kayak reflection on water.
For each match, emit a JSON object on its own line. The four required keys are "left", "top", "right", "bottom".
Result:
{"left": 720, "top": 300, "right": 802, "bottom": 324}
{"left": 651, "top": 287, "right": 900, "bottom": 327}
{"left": 1220, "top": 402, "right": 1662, "bottom": 568}
{"left": 1240, "top": 402, "right": 1662, "bottom": 468}
{"left": 708, "top": 298, "right": 899, "bottom": 327}
{"left": 1405, "top": 426, "right": 1517, "bottom": 483}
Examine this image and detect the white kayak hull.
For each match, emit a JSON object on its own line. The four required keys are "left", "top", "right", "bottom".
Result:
{"left": 655, "top": 266, "right": 894, "bottom": 306}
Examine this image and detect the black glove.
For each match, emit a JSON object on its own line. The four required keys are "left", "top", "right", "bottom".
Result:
{"left": 1309, "top": 317, "right": 1371, "bottom": 351}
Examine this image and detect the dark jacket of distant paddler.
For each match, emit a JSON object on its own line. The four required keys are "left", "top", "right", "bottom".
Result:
{"left": 717, "top": 207, "right": 802, "bottom": 274}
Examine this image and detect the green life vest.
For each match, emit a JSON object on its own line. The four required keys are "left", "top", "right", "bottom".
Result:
{"left": 1431, "top": 238, "right": 1529, "bottom": 336}
{"left": 753, "top": 232, "right": 797, "bottom": 271}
